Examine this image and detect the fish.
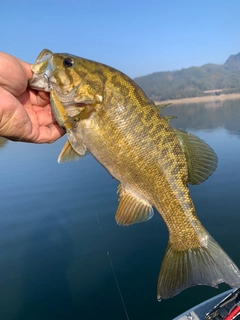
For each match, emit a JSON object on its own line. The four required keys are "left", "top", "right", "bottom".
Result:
{"left": 29, "top": 49, "right": 240, "bottom": 300}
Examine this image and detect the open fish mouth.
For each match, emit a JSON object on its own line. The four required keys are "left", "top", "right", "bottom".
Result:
{"left": 28, "top": 73, "right": 51, "bottom": 92}
{"left": 28, "top": 49, "right": 54, "bottom": 91}
{"left": 29, "top": 73, "right": 76, "bottom": 104}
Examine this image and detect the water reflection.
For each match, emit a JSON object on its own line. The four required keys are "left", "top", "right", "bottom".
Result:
{"left": 161, "top": 99, "right": 240, "bottom": 136}
{"left": 16, "top": 214, "right": 74, "bottom": 320}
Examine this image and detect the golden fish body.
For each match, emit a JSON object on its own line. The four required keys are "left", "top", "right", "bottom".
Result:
{"left": 29, "top": 49, "right": 240, "bottom": 300}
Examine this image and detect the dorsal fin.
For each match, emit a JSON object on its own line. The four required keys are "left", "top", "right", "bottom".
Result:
{"left": 174, "top": 129, "right": 218, "bottom": 185}
{"left": 163, "top": 115, "right": 177, "bottom": 123}
{"left": 154, "top": 102, "right": 172, "bottom": 112}
{"left": 153, "top": 102, "right": 177, "bottom": 124}
{"left": 115, "top": 185, "right": 154, "bottom": 226}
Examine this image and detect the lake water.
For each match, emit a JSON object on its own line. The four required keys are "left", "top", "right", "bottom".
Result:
{"left": 1, "top": 99, "right": 240, "bottom": 320}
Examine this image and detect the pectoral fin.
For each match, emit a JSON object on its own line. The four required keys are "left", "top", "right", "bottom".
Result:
{"left": 74, "top": 73, "right": 103, "bottom": 105}
{"left": 58, "top": 130, "right": 88, "bottom": 163}
{"left": 174, "top": 129, "right": 218, "bottom": 185}
{"left": 116, "top": 185, "right": 154, "bottom": 226}
{"left": 58, "top": 140, "right": 86, "bottom": 163}
{"left": 67, "top": 130, "right": 87, "bottom": 155}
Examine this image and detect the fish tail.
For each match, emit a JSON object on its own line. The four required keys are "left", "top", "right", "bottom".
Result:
{"left": 157, "top": 232, "right": 240, "bottom": 300}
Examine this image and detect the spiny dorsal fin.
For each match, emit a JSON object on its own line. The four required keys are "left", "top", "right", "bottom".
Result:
{"left": 154, "top": 103, "right": 177, "bottom": 123}
{"left": 174, "top": 129, "right": 218, "bottom": 185}
{"left": 58, "top": 140, "right": 86, "bottom": 163}
{"left": 154, "top": 102, "right": 172, "bottom": 112}
{"left": 163, "top": 115, "right": 177, "bottom": 123}
{"left": 115, "top": 185, "right": 154, "bottom": 226}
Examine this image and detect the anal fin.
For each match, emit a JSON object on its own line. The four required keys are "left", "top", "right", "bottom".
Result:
{"left": 116, "top": 185, "right": 154, "bottom": 226}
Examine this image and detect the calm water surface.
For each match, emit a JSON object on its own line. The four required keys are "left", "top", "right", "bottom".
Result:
{"left": 1, "top": 99, "right": 240, "bottom": 320}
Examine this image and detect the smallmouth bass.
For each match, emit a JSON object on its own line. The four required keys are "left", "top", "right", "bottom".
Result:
{"left": 29, "top": 49, "right": 240, "bottom": 300}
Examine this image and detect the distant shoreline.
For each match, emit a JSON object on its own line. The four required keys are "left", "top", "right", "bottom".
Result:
{"left": 155, "top": 93, "right": 240, "bottom": 105}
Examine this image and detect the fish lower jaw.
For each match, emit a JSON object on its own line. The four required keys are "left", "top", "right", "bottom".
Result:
{"left": 28, "top": 74, "right": 50, "bottom": 92}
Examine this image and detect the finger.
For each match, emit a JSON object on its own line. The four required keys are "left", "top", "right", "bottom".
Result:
{"left": 0, "top": 52, "right": 29, "bottom": 96}
{"left": 34, "top": 124, "right": 65, "bottom": 144}
{"left": 29, "top": 89, "right": 50, "bottom": 107}
{"left": 0, "top": 87, "right": 31, "bottom": 140}
{"left": 36, "top": 108, "right": 59, "bottom": 126}
{"left": 24, "top": 106, "right": 65, "bottom": 142}
{"left": 17, "top": 59, "right": 33, "bottom": 79}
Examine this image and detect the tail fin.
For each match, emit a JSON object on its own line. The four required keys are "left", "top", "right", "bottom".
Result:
{"left": 157, "top": 234, "right": 240, "bottom": 300}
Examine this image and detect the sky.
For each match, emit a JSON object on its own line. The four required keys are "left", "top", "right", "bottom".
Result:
{"left": 1, "top": 0, "right": 240, "bottom": 78}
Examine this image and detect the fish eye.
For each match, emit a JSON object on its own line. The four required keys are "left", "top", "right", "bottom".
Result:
{"left": 63, "top": 58, "right": 74, "bottom": 68}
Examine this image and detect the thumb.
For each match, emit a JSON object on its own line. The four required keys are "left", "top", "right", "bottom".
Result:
{"left": 0, "top": 52, "right": 32, "bottom": 96}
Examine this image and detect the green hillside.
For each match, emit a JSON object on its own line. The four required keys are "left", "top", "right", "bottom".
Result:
{"left": 134, "top": 52, "right": 240, "bottom": 101}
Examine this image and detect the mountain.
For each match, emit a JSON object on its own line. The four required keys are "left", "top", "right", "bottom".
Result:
{"left": 134, "top": 52, "right": 240, "bottom": 101}
{"left": 224, "top": 52, "right": 240, "bottom": 68}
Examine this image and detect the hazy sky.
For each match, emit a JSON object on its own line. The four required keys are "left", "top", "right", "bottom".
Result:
{"left": 2, "top": 0, "right": 240, "bottom": 78}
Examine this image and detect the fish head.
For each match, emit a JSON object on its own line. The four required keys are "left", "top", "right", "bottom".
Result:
{"left": 29, "top": 49, "right": 89, "bottom": 105}
{"left": 29, "top": 49, "right": 99, "bottom": 160}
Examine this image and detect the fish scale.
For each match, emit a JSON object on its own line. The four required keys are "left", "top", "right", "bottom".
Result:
{"left": 29, "top": 49, "right": 240, "bottom": 301}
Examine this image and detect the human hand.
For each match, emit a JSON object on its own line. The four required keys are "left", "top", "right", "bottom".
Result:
{"left": 0, "top": 52, "right": 65, "bottom": 143}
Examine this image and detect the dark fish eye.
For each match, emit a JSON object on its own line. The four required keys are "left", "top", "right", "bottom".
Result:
{"left": 63, "top": 58, "right": 74, "bottom": 68}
